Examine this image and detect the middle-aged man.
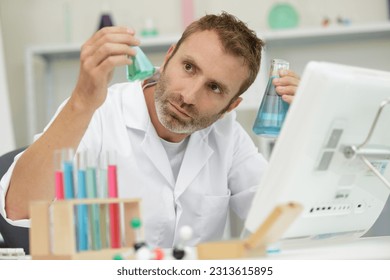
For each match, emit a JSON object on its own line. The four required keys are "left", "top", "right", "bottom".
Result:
{"left": 1, "top": 12, "right": 300, "bottom": 247}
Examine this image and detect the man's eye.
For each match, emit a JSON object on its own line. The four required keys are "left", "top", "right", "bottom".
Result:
{"left": 210, "top": 83, "right": 221, "bottom": 94}
{"left": 184, "top": 63, "right": 193, "bottom": 72}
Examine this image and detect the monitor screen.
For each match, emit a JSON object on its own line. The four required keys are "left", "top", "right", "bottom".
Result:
{"left": 245, "top": 61, "right": 390, "bottom": 241}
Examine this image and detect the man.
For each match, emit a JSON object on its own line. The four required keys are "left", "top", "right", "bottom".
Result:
{"left": 0, "top": 12, "right": 299, "bottom": 247}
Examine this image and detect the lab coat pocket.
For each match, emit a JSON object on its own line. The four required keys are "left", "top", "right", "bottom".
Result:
{"left": 195, "top": 191, "right": 231, "bottom": 241}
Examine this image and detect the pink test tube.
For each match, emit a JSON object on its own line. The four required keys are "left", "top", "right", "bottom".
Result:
{"left": 108, "top": 151, "right": 120, "bottom": 248}
{"left": 53, "top": 149, "right": 65, "bottom": 200}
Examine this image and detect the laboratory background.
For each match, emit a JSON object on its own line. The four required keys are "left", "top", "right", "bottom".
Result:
{"left": 0, "top": 0, "right": 390, "bottom": 250}
{"left": 0, "top": 0, "right": 389, "bottom": 152}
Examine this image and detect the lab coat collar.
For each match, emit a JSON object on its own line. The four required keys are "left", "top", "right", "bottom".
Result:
{"left": 121, "top": 82, "right": 174, "bottom": 185}
{"left": 121, "top": 67, "right": 161, "bottom": 131}
{"left": 121, "top": 81, "right": 150, "bottom": 132}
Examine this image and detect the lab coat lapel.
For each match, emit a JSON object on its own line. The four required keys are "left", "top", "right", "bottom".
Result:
{"left": 122, "top": 83, "right": 175, "bottom": 188}
{"left": 175, "top": 131, "right": 213, "bottom": 199}
{"left": 141, "top": 123, "right": 175, "bottom": 188}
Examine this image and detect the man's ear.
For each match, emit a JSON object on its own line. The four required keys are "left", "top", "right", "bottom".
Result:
{"left": 160, "top": 44, "right": 176, "bottom": 71}
{"left": 226, "top": 97, "right": 242, "bottom": 113}
{"left": 219, "top": 97, "right": 243, "bottom": 119}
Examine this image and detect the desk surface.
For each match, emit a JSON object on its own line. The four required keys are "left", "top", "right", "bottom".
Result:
{"left": 6, "top": 236, "right": 389, "bottom": 260}
{"left": 262, "top": 236, "right": 390, "bottom": 260}
{"left": 168, "top": 236, "right": 390, "bottom": 260}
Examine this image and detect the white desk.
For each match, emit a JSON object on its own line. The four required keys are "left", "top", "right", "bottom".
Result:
{"left": 156, "top": 236, "right": 390, "bottom": 260}
{"left": 4, "top": 236, "right": 388, "bottom": 260}
{"left": 166, "top": 236, "right": 390, "bottom": 260}
{"left": 261, "top": 236, "right": 390, "bottom": 260}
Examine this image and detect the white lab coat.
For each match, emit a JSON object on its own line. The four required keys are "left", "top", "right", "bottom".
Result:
{"left": 0, "top": 81, "right": 268, "bottom": 248}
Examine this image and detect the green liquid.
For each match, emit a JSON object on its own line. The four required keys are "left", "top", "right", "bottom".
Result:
{"left": 127, "top": 46, "right": 155, "bottom": 81}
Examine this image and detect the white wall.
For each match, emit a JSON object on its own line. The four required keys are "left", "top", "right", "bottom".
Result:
{"left": 0, "top": 0, "right": 388, "bottom": 146}
{"left": 0, "top": 17, "right": 15, "bottom": 154}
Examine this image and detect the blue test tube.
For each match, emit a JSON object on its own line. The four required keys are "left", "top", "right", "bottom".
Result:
{"left": 62, "top": 148, "right": 75, "bottom": 199}
{"left": 76, "top": 151, "right": 89, "bottom": 251}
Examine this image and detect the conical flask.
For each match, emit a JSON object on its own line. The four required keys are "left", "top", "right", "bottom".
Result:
{"left": 126, "top": 46, "right": 155, "bottom": 81}
{"left": 97, "top": 2, "right": 114, "bottom": 30}
{"left": 98, "top": 13, "right": 114, "bottom": 30}
{"left": 252, "top": 59, "right": 290, "bottom": 137}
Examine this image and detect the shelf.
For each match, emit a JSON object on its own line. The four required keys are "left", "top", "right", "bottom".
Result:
{"left": 26, "top": 34, "right": 181, "bottom": 61}
{"left": 26, "top": 22, "right": 390, "bottom": 60}
{"left": 24, "top": 22, "right": 390, "bottom": 141}
{"left": 260, "top": 22, "right": 390, "bottom": 46}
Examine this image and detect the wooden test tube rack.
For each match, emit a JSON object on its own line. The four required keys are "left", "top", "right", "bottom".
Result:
{"left": 29, "top": 198, "right": 141, "bottom": 260}
{"left": 197, "top": 202, "right": 303, "bottom": 259}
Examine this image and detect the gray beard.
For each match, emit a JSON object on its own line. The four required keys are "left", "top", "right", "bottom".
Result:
{"left": 153, "top": 70, "right": 228, "bottom": 134}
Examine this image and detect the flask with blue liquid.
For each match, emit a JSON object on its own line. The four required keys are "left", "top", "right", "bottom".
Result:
{"left": 252, "top": 59, "right": 290, "bottom": 137}
{"left": 126, "top": 46, "right": 155, "bottom": 81}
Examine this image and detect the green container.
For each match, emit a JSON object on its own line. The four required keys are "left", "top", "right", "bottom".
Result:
{"left": 126, "top": 46, "right": 155, "bottom": 81}
{"left": 268, "top": 3, "right": 299, "bottom": 29}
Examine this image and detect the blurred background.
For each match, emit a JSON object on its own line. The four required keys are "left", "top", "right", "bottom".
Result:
{"left": 0, "top": 0, "right": 390, "bottom": 155}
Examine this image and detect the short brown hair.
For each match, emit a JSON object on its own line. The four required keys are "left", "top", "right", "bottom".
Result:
{"left": 169, "top": 11, "right": 264, "bottom": 97}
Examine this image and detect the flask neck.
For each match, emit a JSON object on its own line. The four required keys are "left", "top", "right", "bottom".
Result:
{"left": 270, "top": 59, "right": 289, "bottom": 77}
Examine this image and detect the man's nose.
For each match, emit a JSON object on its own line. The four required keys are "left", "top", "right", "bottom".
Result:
{"left": 181, "top": 78, "right": 203, "bottom": 105}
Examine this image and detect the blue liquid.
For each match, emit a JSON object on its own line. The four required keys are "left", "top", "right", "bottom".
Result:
{"left": 253, "top": 77, "right": 289, "bottom": 137}
{"left": 63, "top": 161, "right": 75, "bottom": 199}
{"left": 77, "top": 170, "right": 88, "bottom": 251}
{"left": 126, "top": 46, "right": 155, "bottom": 81}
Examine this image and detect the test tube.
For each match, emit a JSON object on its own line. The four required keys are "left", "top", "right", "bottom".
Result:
{"left": 86, "top": 150, "right": 102, "bottom": 250}
{"left": 98, "top": 152, "right": 109, "bottom": 248}
{"left": 53, "top": 150, "right": 64, "bottom": 200}
{"left": 62, "top": 148, "right": 75, "bottom": 199}
{"left": 108, "top": 151, "right": 120, "bottom": 248}
{"left": 76, "top": 151, "right": 88, "bottom": 251}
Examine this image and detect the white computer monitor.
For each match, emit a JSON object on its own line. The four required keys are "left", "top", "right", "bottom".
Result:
{"left": 245, "top": 61, "right": 390, "bottom": 241}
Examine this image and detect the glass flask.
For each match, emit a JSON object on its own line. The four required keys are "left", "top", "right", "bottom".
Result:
{"left": 252, "top": 59, "right": 290, "bottom": 137}
{"left": 98, "top": 13, "right": 114, "bottom": 30}
{"left": 126, "top": 46, "right": 155, "bottom": 81}
{"left": 97, "top": 2, "right": 114, "bottom": 30}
